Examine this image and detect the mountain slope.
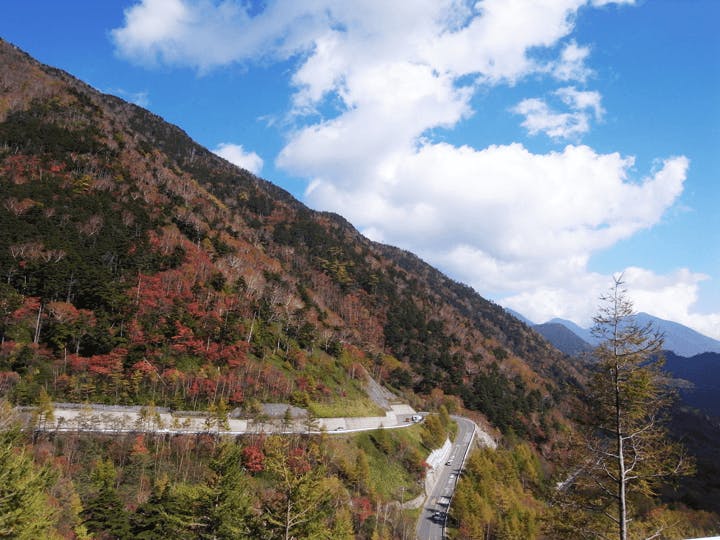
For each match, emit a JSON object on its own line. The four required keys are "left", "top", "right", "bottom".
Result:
{"left": 636, "top": 313, "right": 720, "bottom": 357}
{"left": 533, "top": 322, "right": 592, "bottom": 357}
{"left": 664, "top": 351, "right": 720, "bottom": 417}
{"left": 547, "top": 317, "right": 597, "bottom": 346}
{"left": 0, "top": 38, "right": 580, "bottom": 441}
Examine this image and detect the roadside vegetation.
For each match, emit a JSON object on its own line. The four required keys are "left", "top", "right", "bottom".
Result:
{"left": 0, "top": 401, "right": 456, "bottom": 539}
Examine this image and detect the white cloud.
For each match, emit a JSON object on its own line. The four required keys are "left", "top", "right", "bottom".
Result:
{"left": 553, "top": 41, "right": 592, "bottom": 82}
{"left": 503, "top": 267, "right": 720, "bottom": 341}
{"left": 622, "top": 267, "right": 720, "bottom": 339}
{"left": 512, "top": 86, "right": 604, "bottom": 139}
{"left": 556, "top": 86, "right": 604, "bottom": 118}
{"left": 212, "top": 143, "right": 263, "bottom": 174}
{"left": 301, "top": 143, "right": 687, "bottom": 273}
{"left": 592, "top": 0, "right": 637, "bottom": 6}
{"left": 511, "top": 98, "right": 591, "bottom": 139}
{"left": 112, "top": 0, "right": 590, "bottom": 81}
{"left": 111, "top": 0, "right": 333, "bottom": 70}
{"left": 111, "top": 1, "right": 720, "bottom": 339}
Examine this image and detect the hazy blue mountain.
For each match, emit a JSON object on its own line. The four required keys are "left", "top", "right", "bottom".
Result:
{"left": 547, "top": 317, "right": 598, "bottom": 346}
{"left": 664, "top": 351, "right": 720, "bottom": 417}
{"left": 505, "top": 308, "right": 535, "bottom": 327}
{"left": 533, "top": 323, "right": 593, "bottom": 357}
{"left": 540, "top": 314, "right": 720, "bottom": 358}
{"left": 635, "top": 313, "right": 720, "bottom": 357}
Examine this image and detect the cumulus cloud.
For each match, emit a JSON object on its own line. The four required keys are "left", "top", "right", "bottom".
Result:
{"left": 511, "top": 98, "right": 591, "bottom": 139}
{"left": 111, "top": 0, "right": 333, "bottom": 70}
{"left": 512, "top": 86, "right": 604, "bottom": 139}
{"left": 111, "top": 1, "right": 720, "bottom": 338}
{"left": 302, "top": 143, "right": 688, "bottom": 283}
{"left": 112, "top": 0, "right": 590, "bottom": 79}
{"left": 556, "top": 87, "right": 604, "bottom": 118}
{"left": 212, "top": 143, "right": 263, "bottom": 174}
{"left": 552, "top": 41, "right": 592, "bottom": 82}
{"left": 622, "top": 268, "right": 720, "bottom": 339}
{"left": 503, "top": 267, "right": 720, "bottom": 340}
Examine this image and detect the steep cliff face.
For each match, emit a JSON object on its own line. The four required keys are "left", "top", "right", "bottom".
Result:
{"left": 0, "top": 38, "right": 579, "bottom": 439}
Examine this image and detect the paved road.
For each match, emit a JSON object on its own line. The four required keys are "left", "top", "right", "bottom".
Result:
{"left": 416, "top": 416, "right": 477, "bottom": 540}
{"left": 28, "top": 403, "right": 420, "bottom": 436}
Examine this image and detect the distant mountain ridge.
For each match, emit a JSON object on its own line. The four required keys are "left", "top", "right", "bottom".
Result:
{"left": 512, "top": 311, "right": 720, "bottom": 358}
{"left": 634, "top": 313, "right": 720, "bottom": 358}
{"left": 532, "top": 323, "right": 592, "bottom": 357}
{"left": 664, "top": 351, "right": 720, "bottom": 417}
{"left": 547, "top": 317, "right": 597, "bottom": 347}
{"left": 517, "top": 310, "right": 720, "bottom": 419}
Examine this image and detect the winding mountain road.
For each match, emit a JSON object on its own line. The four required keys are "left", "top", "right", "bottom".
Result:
{"left": 416, "top": 416, "right": 492, "bottom": 540}
{"left": 30, "top": 402, "right": 420, "bottom": 435}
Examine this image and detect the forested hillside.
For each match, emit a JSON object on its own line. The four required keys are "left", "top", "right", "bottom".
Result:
{"left": 0, "top": 37, "right": 579, "bottom": 440}
{"left": 0, "top": 37, "right": 571, "bottom": 537}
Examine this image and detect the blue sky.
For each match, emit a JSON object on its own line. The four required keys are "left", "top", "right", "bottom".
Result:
{"left": 2, "top": 0, "right": 719, "bottom": 338}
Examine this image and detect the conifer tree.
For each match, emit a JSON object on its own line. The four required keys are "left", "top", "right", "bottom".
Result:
{"left": 131, "top": 480, "right": 197, "bottom": 540}
{"left": 196, "top": 441, "right": 255, "bottom": 539}
{"left": 554, "top": 277, "right": 690, "bottom": 540}
{"left": 261, "top": 437, "right": 335, "bottom": 539}
{"left": 81, "top": 459, "right": 130, "bottom": 540}
{"left": 330, "top": 506, "right": 355, "bottom": 540}
{"left": 0, "top": 409, "right": 58, "bottom": 539}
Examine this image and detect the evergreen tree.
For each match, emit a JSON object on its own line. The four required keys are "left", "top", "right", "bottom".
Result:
{"left": 0, "top": 412, "right": 58, "bottom": 539}
{"left": 131, "top": 483, "right": 170, "bottom": 539}
{"left": 36, "top": 386, "right": 55, "bottom": 428}
{"left": 354, "top": 449, "right": 371, "bottom": 493}
{"left": 554, "top": 277, "right": 690, "bottom": 540}
{"left": 197, "top": 442, "right": 255, "bottom": 539}
{"left": 330, "top": 506, "right": 355, "bottom": 540}
{"left": 421, "top": 414, "right": 446, "bottom": 449}
{"left": 261, "top": 437, "right": 335, "bottom": 539}
{"left": 81, "top": 459, "right": 130, "bottom": 540}
{"left": 131, "top": 481, "right": 197, "bottom": 540}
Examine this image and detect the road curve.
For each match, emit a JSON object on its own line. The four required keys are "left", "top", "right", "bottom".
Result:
{"left": 416, "top": 416, "right": 478, "bottom": 540}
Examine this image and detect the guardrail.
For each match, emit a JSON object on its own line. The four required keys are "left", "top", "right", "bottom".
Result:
{"left": 22, "top": 403, "right": 423, "bottom": 437}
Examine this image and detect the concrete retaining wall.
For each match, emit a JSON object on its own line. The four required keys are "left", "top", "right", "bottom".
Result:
{"left": 425, "top": 437, "right": 452, "bottom": 470}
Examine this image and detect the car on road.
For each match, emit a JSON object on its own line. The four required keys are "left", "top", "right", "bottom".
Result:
{"left": 449, "top": 473, "right": 456, "bottom": 480}
{"left": 445, "top": 459, "right": 453, "bottom": 466}
{"left": 431, "top": 511, "right": 445, "bottom": 522}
